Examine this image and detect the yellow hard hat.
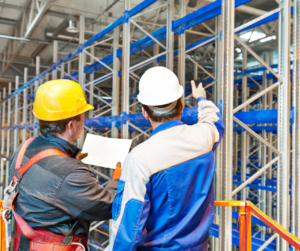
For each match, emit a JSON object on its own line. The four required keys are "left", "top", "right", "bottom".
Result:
{"left": 33, "top": 79, "right": 94, "bottom": 121}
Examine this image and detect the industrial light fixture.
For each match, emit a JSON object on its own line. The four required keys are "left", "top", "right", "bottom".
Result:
{"left": 66, "top": 18, "right": 78, "bottom": 33}
{"left": 260, "top": 35, "right": 276, "bottom": 43}
{"left": 240, "top": 31, "right": 266, "bottom": 42}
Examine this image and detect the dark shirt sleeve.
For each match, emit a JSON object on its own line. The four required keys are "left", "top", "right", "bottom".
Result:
{"left": 55, "top": 165, "right": 119, "bottom": 222}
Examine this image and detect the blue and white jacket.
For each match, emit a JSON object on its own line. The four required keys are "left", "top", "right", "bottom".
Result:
{"left": 106, "top": 97, "right": 224, "bottom": 251}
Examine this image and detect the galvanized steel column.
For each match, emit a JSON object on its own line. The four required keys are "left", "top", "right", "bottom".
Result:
{"left": 89, "top": 46, "right": 94, "bottom": 119}
{"left": 219, "top": 0, "right": 235, "bottom": 249}
{"left": 167, "top": 0, "right": 174, "bottom": 71}
{"left": 0, "top": 89, "right": 6, "bottom": 197}
{"left": 277, "top": 0, "right": 291, "bottom": 249}
{"left": 1, "top": 89, "right": 5, "bottom": 158}
{"left": 33, "top": 57, "right": 40, "bottom": 137}
{"left": 61, "top": 62, "right": 65, "bottom": 78}
{"left": 23, "top": 68, "right": 28, "bottom": 143}
{"left": 67, "top": 61, "right": 71, "bottom": 76}
{"left": 261, "top": 52, "right": 268, "bottom": 240}
{"left": 241, "top": 49, "right": 247, "bottom": 201}
{"left": 6, "top": 83, "right": 12, "bottom": 189}
{"left": 292, "top": 0, "right": 300, "bottom": 245}
{"left": 213, "top": 14, "right": 222, "bottom": 251}
{"left": 79, "top": 15, "right": 85, "bottom": 88}
{"left": 30, "top": 85, "right": 34, "bottom": 137}
{"left": 267, "top": 53, "right": 274, "bottom": 223}
{"left": 178, "top": 0, "right": 186, "bottom": 105}
{"left": 112, "top": 26, "right": 120, "bottom": 138}
{"left": 78, "top": 15, "right": 85, "bottom": 148}
{"left": 14, "top": 76, "right": 19, "bottom": 151}
{"left": 52, "top": 40, "right": 58, "bottom": 80}
{"left": 121, "top": 0, "right": 130, "bottom": 139}
{"left": 153, "top": 44, "right": 159, "bottom": 67}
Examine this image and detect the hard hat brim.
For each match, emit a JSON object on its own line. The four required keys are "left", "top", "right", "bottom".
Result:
{"left": 137, "top": 86, "right": 184, "bottom": 106}
{"left": 33, "top": 103, "right": 94, "bottom": 121}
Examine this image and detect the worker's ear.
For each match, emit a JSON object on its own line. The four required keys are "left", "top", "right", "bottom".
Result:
{"left": 142, "top": 107, "right": 150, "bottom": 120}
{"left": 66, "top": 119, "right": 74, "bottom": 132}
{"left": 180, "top": 99, "right": 184, "bottom": 113}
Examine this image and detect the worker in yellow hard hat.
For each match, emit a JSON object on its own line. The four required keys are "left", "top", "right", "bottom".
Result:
{"left": 6, "top": 80, "right": 121, "bottom": 251}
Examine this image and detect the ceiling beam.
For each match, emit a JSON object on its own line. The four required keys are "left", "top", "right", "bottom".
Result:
{"left": 24, "top": 0, "right": 53, "bottom": 38}
{"left": 1, "top": 0, "right": 53, "bottom": 75}
{"left": 0, "top": 34, "right": 52, "bottom": 45}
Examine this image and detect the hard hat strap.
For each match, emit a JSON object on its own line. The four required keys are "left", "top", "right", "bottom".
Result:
{"left": 148, "top": 100, "right": 177, "bottom": 115}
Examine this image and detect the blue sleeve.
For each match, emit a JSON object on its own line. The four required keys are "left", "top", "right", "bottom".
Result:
{"left": 108, "top": 155, "right": 151, "bottom": 251}
{"left": 112, "top": 190, "right": 150, "bottom": 251}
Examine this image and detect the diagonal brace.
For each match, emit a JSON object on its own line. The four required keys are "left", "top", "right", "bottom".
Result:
{"left": 233, "top": 116, "right": 281, "bottom": 155}
{"left": 235, "top": 35, "right": 280, "bottom": 80}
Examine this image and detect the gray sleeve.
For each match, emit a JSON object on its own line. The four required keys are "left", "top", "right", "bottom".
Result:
{"left": 55, "top": 165, "right": 119, "bottom": 222}
{"left": 106, "top": 179, "right": 119, "bottom": 194}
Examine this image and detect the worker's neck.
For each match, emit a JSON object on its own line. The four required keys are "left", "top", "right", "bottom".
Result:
{"left": 150, "top": 115, "right": 181, "bottom": 131}
{"left": 56, "top": 133, "right": 74, "bottom": 145}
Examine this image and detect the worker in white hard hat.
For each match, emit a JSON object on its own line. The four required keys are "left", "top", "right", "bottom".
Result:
{"left": 107, "top": 66, "right": 224, "bottom": 251}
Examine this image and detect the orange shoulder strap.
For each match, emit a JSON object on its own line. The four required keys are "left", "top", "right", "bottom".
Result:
{"left": 13, "top": 137, "right": 70, "bottom": 182}
{"left": 11, "top": 137, "right": 71, "bottom": 242}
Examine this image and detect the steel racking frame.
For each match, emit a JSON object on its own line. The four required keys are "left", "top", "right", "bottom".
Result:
{"left": 0, "top": 0, "right": 298, "bottom": 250}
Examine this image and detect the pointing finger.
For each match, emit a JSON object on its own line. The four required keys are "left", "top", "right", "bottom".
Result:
{"left": 191, "top": 80, "right": 196, "bottom": 90}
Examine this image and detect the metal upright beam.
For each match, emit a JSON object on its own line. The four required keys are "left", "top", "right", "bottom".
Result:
{"left": 30, "top": 85, "right": 34, "bottom": 137}
{"left": 61, "top": 62, "right": 65, "bottom": 78}
{"left": 166, "top": 0, "right": 174, "bottom": 71}
{"left": 112, "top": 26, "right": 120, "bottom": 139}
{"left": 214, "top": 15, "right": 222, "bottom": 105}
{"left": 33, "top": 57, "right": 40, "bottom": 137}
{"left": 1, "top": 89, "right": 5, "bottom": 157}
{"left": 0, "top": 88, "right": 6, "bottom": 197}
{"left": 213, "top": 14, "right": 222, "bottom": 251}
{"left": 6, "top": 83, "right": 12, "bottom": 189}
{"left": 121, "top": 0, "right": 130, "bottom": 139}
{"left": 52, "top": 40, "right": 58, "bottom": 80}
{"left": 219, "top": 0, "right": 235, "bottom": 250}
{"left": 267, "top": 53, "right": 274, "bottom": 223}
{"left": 277, "top": 0, "right": 291, "bottom": 249}
{"left": 67, "top": 61, "right": 71, "bottom": 76}
{"left": 79, "top": 15, "right": 85, "bottom": 88}
{"left": 77, "top": 15, "right": 85, "bottom": 148}
{"left": 23, "top": 68, "right": 28, "bottom": 143}
{"left": 0, "top": 90, "right": 1, "bottom": 195}
{"left": 89, "top": 46, "right": 94, "bottom": 119}
{"left": 292, "top": 0, "right": 300, "bottom": 244}
{"left": 260, "top": 52, "right": 268, "bottom": 240}
{"left": 153, "top": 44, "right": 159, "bottom": 67}
{"left": 178, "top": 0, "right": 186, "bottom": 106}
{"left": 241, "top": 49, "right": 247, "bottom": 201}
{"left": 14, "top": 76, "right": 19, "bottom": 151}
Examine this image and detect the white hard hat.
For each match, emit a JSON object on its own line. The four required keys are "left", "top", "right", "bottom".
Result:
{"left": 137, "top": 66, "right": 184, "bottom": 106}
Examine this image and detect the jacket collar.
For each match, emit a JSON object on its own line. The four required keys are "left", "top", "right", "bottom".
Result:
{"left": 40, "top": 134, "right": 81, "bottom": 158}
{"left": 150, "top": 120, "right": 183, "bottom": 138}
